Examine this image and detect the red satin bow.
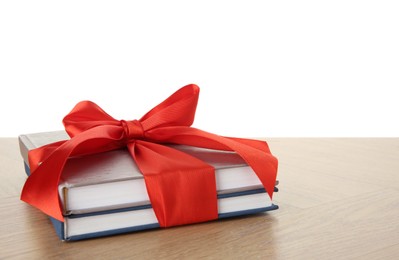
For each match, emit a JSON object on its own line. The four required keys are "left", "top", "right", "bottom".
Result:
{"left": 21, "top": 84, "right": 278, "bottom": 227}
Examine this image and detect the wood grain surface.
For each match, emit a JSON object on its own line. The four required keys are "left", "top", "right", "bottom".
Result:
{"left": 1, "top": 138, "right": 398, "bottom": 259}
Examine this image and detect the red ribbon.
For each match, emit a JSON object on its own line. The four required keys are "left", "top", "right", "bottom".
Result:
{"left": 21, "top": 84, "right": 278, "bottom": 227}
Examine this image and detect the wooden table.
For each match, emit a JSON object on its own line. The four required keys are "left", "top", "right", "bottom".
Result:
{"left": 1, "top": 138, "right": 398, "bottom": 259}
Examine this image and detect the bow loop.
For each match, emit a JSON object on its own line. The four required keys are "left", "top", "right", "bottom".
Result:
{"left": 139, "top": 84, "right": 200, "bottom": 130}
{"left": 121, "top": 120, "right": 144, "bottom": 141}
{"left": 63, "top": 101, "right": 119, "bottom": 137}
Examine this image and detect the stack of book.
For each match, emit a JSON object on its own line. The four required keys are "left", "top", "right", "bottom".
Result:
{"left": 19, "top": 131, "right": 278, "bottom": 241}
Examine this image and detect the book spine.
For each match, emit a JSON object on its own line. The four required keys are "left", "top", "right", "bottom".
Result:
{"left": 49, "top": 217, "right": 66, "bottom": 241}
{"left": 18, "top": 135, "right": 34, "bottom": 164}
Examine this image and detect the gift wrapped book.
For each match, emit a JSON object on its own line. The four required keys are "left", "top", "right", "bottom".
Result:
{"left": 19, "top": 84, "right": 279, "bottom": 241}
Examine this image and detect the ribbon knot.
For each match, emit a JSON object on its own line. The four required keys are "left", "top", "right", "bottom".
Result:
{"left": 121, "top": 119, "right": 144, "bottom": 140}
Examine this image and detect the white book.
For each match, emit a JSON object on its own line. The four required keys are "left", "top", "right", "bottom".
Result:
{"left": 19, "top": 131, "right": 275, "bottom": 215}
{"left": 63, "top": 191, "right": 274, "bottom": 240}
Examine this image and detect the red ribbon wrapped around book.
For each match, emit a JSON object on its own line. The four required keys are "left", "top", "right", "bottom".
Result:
{"left": 21, "top": 84, "right": 278, "bottom": 227}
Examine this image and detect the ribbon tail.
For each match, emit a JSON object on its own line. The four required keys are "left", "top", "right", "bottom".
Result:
{"left": 127, "top": 140, "right": 218, "bottom": 227}
{"left": 21, "top": 126, "right": 124, "bottom": 222}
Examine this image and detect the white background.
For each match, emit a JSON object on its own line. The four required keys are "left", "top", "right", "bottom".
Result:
{"left": 1, "top": 1, "right": 398, "bottom": 137}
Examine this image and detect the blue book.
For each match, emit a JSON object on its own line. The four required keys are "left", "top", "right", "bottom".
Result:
{"left": 20, "top": 131, "right": 278, "bottom": 241}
